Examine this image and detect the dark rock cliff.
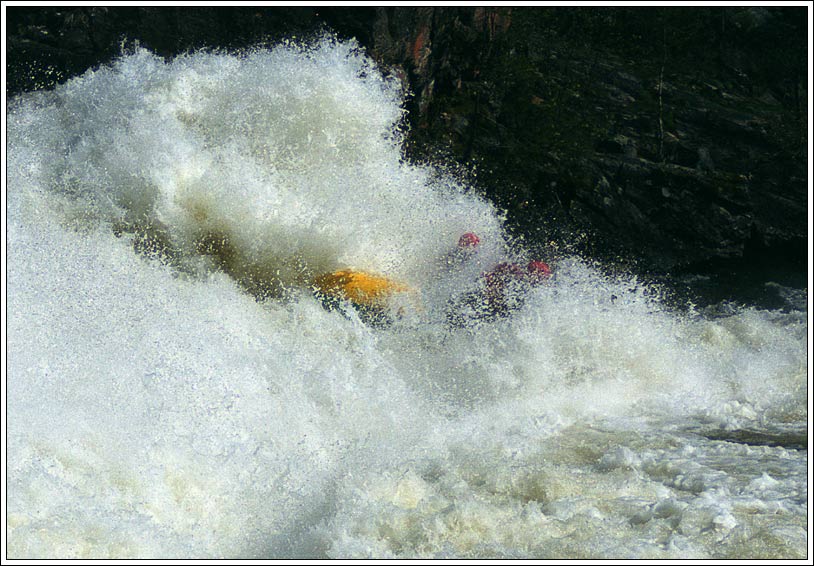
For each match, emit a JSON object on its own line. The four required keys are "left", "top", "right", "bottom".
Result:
{"left": 6, "top": 6, "right": 808, "bottom": 283}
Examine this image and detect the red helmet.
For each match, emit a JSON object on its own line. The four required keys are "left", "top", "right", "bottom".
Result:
{"left": 526, "top": 260, "right": 552, "bottom": 282}
{"left": 457, "top": 232, "right": 480, "bottom": 248}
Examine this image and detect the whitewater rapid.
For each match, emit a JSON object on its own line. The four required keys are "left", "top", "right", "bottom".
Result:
{"left": 5, "top": 37, "right": 809, "bottom": 559}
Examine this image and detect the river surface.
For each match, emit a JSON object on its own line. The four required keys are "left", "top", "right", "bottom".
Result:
{"left": 6, "top": 37, "right": 809, "bottom": 559}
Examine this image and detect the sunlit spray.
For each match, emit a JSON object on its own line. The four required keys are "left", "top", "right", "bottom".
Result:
{"left": 7, "top": 36, "right": 807, "bottom": 559}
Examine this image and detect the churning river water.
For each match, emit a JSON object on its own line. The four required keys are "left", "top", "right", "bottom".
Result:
{"left": 6, "top": 36, "right": 809, "bottom": 559}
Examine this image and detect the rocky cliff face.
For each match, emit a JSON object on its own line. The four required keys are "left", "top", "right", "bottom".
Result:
{"left": 6, "top": 6, "right": 808, "bottom": 277}
{"left": 368, "top": 7, "right": 807, "bottom": 274}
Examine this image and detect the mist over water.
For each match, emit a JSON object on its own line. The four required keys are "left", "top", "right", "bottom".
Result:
{"left": 6, "top": 37, "right": 808, "bottom": 559}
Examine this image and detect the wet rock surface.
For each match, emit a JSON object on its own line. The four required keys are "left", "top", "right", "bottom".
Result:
{"left": 6, "top": 7, "right": 808, "bottom": 301}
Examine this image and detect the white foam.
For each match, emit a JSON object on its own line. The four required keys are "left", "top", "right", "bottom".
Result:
{"left": 6, "top": 38, "right": 808, "bottom": 559}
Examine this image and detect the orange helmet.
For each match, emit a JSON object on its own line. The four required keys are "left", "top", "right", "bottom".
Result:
{"left": 526, "top": 260, "right": 552, "bottom": 282}
{"left": 457, "top": 232, "right": 481, "bottom": 248}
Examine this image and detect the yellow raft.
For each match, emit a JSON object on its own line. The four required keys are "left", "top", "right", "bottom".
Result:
{"left": 312, "top": 269, "right": 414, "bottom": 308}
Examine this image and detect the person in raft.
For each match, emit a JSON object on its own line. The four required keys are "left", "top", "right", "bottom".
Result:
{"left": 309, "top": 232, "right": 484, "bottom": 324}
{"left": 310, "top": 231, "right": 551, "bottom": 327}
{"left": 444, "top": 232, "right": 552, "bottom": 327}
